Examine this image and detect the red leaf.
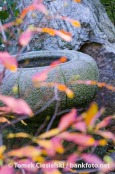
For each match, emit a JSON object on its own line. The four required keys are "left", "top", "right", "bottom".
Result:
{"left": 0, "top": 95, "right": 33, "bottom": 116}
{"left": 61, "top": 16, "right": 81, "bottom": 27}
{"left": 0, "top": 165, "right": 14, "bottom": 174}
{"left": 20, "top": 1, "right": 48, "bottom": 19}
{"left": 50, "top": 57, "right": 67, "bottom": 68}
{"left": 19, "top": 29, "right": 33, "bottom": 46}
{"left": 20, "top": 4, "right": 35, "bottom": 18}
{"left": 73, "top": 121, "right": 86, "bottom": 132}
{"left": 58, "top": 109, "right": 77, "bottom": 131}
{"left": 34, "top": 0, "right": 48, "bottom": 15}
{"left": 0, "top": 52, "right": 17, "bottom": 72}
{"left": 51, "top": 137, "right": 64, "bottom": 154}
{"left": 67, "top": 153, "right": 78, "bottom": 164}
{"left": 82, "top": 153, "right": 104, "bottom": 165}
{"left": 37, "top": 138, "right": 64, "bottom": 157}
{"left": 0, "top": 22, "right": 14, "bottom": 31}
{"left": 96, "top": 131, "right": 115, "bottom": 142}
{"left": 64, "top": 153, "right": 78, "bottom": 172}
{"left": 56, "top": 30, "right": 72, "bottom": 42}
{"left": 59, "top": 132, "right": 95, "bottom": 146}
{"left": 33, "top": 57, "right": 67, "bottom": 82}
{"left": 95, "top": 116, "right": 113, "bottom": 130}
{"left": 32, "top": 68, "right": 50, "bottom": 82}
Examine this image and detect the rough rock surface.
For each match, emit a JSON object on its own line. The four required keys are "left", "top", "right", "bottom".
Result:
{"left": 18, "top": 0, "right": 115, "bottom": 50}
{"left": 17, "top": 0, "right": 115, "bottom": 115}
{"left": 80, "top": 43, "right": 115, "bottom": 116}
{"left": 1, "top": 51, "right": 99, "bottom": 114}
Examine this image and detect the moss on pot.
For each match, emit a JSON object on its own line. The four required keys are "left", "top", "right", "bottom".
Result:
{"left": 1, "top": 50, "right": 99, "bottom": 115}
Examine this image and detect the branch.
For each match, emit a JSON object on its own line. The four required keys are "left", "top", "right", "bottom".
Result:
{"left": 46, "top": 87, "right": 60, "bottom": 131}
{"left": 0, "top": 20, "right": 7, "bottom": 42}
{"left": 0, "top": 130, "right": 3, "bottom": 146}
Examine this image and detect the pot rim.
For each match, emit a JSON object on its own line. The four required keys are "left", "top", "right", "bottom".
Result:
{"left": 16, "top": 50, "right": 98, "bottom": 70}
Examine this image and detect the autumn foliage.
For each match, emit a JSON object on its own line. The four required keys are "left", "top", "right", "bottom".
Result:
{"left": 0, "top": 0, "right": 115, "bottom": 174}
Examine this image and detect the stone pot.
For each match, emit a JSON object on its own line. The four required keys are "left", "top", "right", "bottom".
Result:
{"left": 2, "top": 50, "right": 107, "bottom": 158}
{"left": 1, "top": 50, "right": 99, "bottom": 114}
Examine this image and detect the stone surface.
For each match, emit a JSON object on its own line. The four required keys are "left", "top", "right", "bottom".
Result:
{"left": 80, "top": 43, "right": 115, "bottom": 116}
{"left": 17, "top": 0, "right": 115, "bottom": 51}
{"left": 1, "top": 50, "right": 99, "bottom": 114}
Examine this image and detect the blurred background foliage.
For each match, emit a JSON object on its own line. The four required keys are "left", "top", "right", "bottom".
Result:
{"left": 101, "top": 0, "right": 115, "bottom": 26}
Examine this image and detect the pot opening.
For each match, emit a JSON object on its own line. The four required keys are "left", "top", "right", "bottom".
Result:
{"left": 18, "top": 56, "right": 69, "bottom": 68}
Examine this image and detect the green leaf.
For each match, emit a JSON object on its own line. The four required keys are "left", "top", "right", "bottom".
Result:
{"left": 0, "top": 11, "right": 9, "bottom": 20}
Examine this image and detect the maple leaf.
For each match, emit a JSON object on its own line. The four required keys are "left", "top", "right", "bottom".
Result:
{"left": 0, "top": 52, "right": 17, "bottom": 72}
{"left": 58, "top": 109, "right": 77, "bottom": 131}
{"left": 0, "top": 95, "right": 33, "bottom": 116}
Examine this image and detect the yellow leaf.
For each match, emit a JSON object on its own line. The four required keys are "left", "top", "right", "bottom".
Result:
{"left": 0, "top": 146, "right": 6, "bottom": 160}
{"left": 71, "top": 20, "right": 81, "bottom": 27}
{"left": 57, "top": 84, "right": 66, "bottom": 91}
{"left": 87, "top": 137, "right": 95, "bottom": 146}
{"left": 15, "top": 18, "right": 23, "bottom": 25}
{"left": 8, "top": 146, "right": 41, "bottom": 158}
{"left": 39, "top": 128, "right": 60, "bottom": 139}
{"left": 66, "top": 88, "right": 74, "bottom": 99}
{"left": 0, "top": 117, "right": 10, "bottom": 124}
{"left": 7, "top": 132, "right": 31, "bottom": 139}
{"left": 21, "top": 120, "right": 27, "bottom": 126}
{"left": 99, "top": 139, "right": 107, "bottom": 146}
{"left": 12, "top": 85, "right": 18, "bottom": 94}
{"left": 84, "top": 102, "right": 98, "bottom": 126}
{"left": 36, "top": 140, "right": 52, "bottom": 149}
{"left": 74, "top": 0, "right": 81, "bottom": 2}
{"left": 0, "top": 146, "right": 6, "bottom": 154}
{"left": 6, "top": 64, "right": 17, "bottom": 72}
{"left": 32, "top": 155, "right": 44, "bottom": 163}
{"left": 53, "top": 170, "right": 62, "bottom": 174}
{"left": 42, "top": 28, "right": 56, "bottom": 36}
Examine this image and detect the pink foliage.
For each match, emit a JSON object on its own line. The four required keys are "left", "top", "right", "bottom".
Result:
{"left": 0, "top": 52, "right": 17, "bottom": 72}
{"left": 0, "top": 165, "right": 14, "bottom": 174}
{"left": 0, "top": 95, "right": 33, "bottom": 116}
{"left": 82, "top": 153, "right": 104, "bottom": 165}
{"left": 58, "top": 109, "right": 77, "bottom": 131}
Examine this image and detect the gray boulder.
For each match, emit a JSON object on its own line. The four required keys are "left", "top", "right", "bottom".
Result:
{"left": 17, "top": 0, "right": 115, "bottom": 50}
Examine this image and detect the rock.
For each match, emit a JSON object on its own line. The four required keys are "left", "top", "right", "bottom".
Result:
{"left": 17, "top": 0, "right": 115, "bottom": 115}
{"left": 80, "top": 43, "right": 115, "bottom": 116}
{"left": 1, "top": 50, "right": 99, "bottom": 114}
{"left": 17, "top": 0, "right": 115, "bottom": 50}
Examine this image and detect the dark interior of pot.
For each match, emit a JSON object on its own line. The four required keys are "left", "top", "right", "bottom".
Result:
{"left": 18, "top": 56, "right": 69, "bottom": 68}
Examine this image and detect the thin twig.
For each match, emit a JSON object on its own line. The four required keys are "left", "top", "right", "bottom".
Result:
{"left": 35, "top": 117, "right": 49, "bottom": 136}
{"left": 0, "top": 130, "right": 3, "bottom": 146}
{"left": 46, "top": 101, "right": 60, "bottom": 132}
{"left": 46, "top": 87, "right": 60, "bottom": 131}
{"left": 0, "top": 20, "right": 7, "bottom": 42}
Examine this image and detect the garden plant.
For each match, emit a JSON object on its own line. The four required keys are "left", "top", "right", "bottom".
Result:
{"left": 0, "top": 0, "right": 115, "bottom": 174}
